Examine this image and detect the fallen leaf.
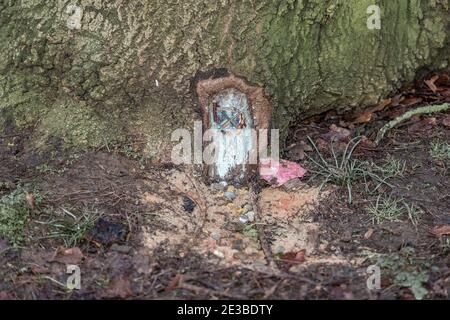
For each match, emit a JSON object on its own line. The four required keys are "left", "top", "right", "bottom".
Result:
{"left": 408, "top": 117, "right": 437, "bottom": 133}
{"left": 281, "top": 250, "right": 306, "bottom": 264}
{"left": 355, "top": 136, "right": 377, "bottom": 152}
{"left": 323, "top": 124, "right": 351, "bottom": 142}
{"left": 400, "top": 97, "right": 423, "bottom": 107}
{"left": 391, "top": 94, "right": 404, "bottom": 107}
{"left": 50, "top": 247, "right": 83, "bottom": 265}
{"left": 353, "top": 111, "right": 373, "bottom": 124}
{"left": 353, "top": 98, "right": 392, "bottom": 124}
{"left": 425, "top": 75, "right": 439, "bottom": 93}
{"left": 30, "top": 265, "right": 51, "bottom": 274}
{"left": 104, "top": 275, "right": 133, "bottom": 299}
{"left": 315, "top": 138, "right": 328, "bottom": 151}
{"left": 364, "top": 228, "right": 375, "bottom": 240}
{"left": 165, "top": 274, "right": 182, "bottom": 292}
{"left": 431, "top": 225, "right": 450, "bottom": 237}
{"left": 442, "top": 115, "right": 450, "bottom": 128}
{"left": 287, "top": 141, "right": 312, "bottom": 161}
{"left": 260, "top": 158, "right": 307, "bottom": 187}
{"left": 437, "top": 73, "right": 449, "bottom": 85}
{"left": 25, "top": 192, "right": 36, "bottom": 210}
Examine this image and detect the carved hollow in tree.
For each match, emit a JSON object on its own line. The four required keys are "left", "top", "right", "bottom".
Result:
{"left": 195, "top": 73, "right": 273, "bottom": 184}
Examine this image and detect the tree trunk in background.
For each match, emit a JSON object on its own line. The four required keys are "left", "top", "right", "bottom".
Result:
{"left": 0, "top": 0, "right": 449, "bottom": 155}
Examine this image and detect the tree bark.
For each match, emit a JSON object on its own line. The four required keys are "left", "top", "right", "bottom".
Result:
{"left": 0, "top": 0, "right": 449, "bottom": 153}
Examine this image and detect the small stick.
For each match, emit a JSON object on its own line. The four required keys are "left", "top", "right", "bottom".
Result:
{"left": 375, "top": 103, "right": 449, "bottom": 145}
{"left": 249, "top": 183, "right": 278, "bottom": 270}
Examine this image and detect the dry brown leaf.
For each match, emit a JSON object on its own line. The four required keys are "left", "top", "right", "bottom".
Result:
{"left": 353, "top": 98, "right": 392, "bottom": 124}
{"left": 287, "top": 141, "right": 313, "bottom": 161}
{"left": 323, "top": 124, "right": 351, "bottom": 142}
{"left": 165, "top": 274, "right": 182, "bottom": 292}
{"left": 431, "top": 225, "right": 450, "bottom": 237}
{"left": 25, "top": 192, "right": 36, "bottom": 210}
{"left": 441, "top": 89, "right": 450, "bottom": 97}
{"left": 364, "top": 228, "right": 375, "bottom": 240}
{"left": 400, "top": 97, "right": 423, "bottom": 107}
{"left": 50, "top": 247, "right": 83, "bottom": 265}
{"left": 355, "top": 136, "right": 377, "bottom": 152}
{"left": 437, "top": 73, "right": 449, "bottom": 85}
{"left": 425, "top": 75, "right": 439, "bottom": 93}
{"left": 281, "top": 250, "right": 306, "bottom": 264}
{"left": 353, "top": 111, "right": 373, "bottom": 124}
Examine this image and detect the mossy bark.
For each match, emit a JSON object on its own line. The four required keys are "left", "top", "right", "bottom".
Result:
{"left": 0, "top": 0, "right": 449, "bottom": 153}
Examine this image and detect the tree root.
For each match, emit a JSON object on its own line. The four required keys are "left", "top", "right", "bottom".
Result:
{"left": 375, "top": 103, "right": 450, "bottom": 145}
{"left": 249, "top": 184, "right": 279, "bottom": 271}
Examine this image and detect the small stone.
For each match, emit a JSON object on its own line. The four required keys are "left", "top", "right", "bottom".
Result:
{"left": 239, "top": 214, "right": 250, "bottom": 224}
{"left": 213, "top": 250, "right": 225, "bottom": 259}
{"left": 211, "top": 231, "right": 221, "bottom": 241}
{"left": 224, "top": 191, "right": 236, "bottom": 201}
{"left": 232, "top": 239, "right": 245, "bottom": 251}
{"left": 246, "top": 211, "right": 255, "bottom": 222}
{"left": 182, "top": 195, "right": 196, "bottom": 213}
{"left": 227, "top": 186, "right": 236, "bottom": 193}
{"left": 242, "top": 204, "right": 253, "bottom": 213}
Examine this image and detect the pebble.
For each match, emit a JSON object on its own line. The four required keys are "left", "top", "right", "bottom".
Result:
{"left": 182, "top": 195, "right": 196, "bottom": 213}
{"left": 246, "top": 211, "right": 255, "bottom": 222}
{"left": 224, "top": 191, "right": 236, "bottom": 201}
{"left": 211, "top": 231, "right": 221, "bottom": 241}
{"left": 239, "top": 214, "right": 250, "bottom": 224}
{"left": 239, "top": 211, "right": 256, "bottom": 224}
{"left": 242, "top": 204, "right": 253, "bottom": 214}
{"left": 213, "top": 250, "right": 225, "bottom": 259}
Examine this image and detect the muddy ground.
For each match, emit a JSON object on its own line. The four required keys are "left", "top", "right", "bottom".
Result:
{"left": 1, "top": 80, "right": 450, "bottom": 300}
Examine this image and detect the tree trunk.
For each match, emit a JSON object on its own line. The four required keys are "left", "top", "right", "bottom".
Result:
{"left": 0, "top": 0, "right": 449, "bottom": 154}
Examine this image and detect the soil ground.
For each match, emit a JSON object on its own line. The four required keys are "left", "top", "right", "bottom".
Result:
{"left": 1, "top": 78, "right": 449, "bottom": 300}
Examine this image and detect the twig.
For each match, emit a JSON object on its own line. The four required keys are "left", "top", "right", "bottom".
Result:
{"left": 249, "top": 184, "right": 278, "bottom": 271}
{"left": 375, "top": 103, "right": 450, "bottom": 145}
{"left": 178, "top": 276, "right": 246, "bottom": 299}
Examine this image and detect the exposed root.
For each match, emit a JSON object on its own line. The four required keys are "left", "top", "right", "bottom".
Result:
{"left": 375, "top": 103, "right": 450, "bottom": 145}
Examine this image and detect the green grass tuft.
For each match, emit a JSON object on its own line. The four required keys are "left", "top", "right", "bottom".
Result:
{"left": 368, "top": 196, "right": 423, "bottom": 226}
{"left": 306, "top": 137, "right": 392, "bottom": 204}
{"left": 430, "top": 139, "right": 450, "bottom": 163}
{"left": 0, "top": 185, "right": 42, "bottom": 246}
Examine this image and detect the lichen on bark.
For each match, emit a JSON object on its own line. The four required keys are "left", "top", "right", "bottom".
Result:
{"left": 0, "top": 0, "right": 448, "bottom": 153}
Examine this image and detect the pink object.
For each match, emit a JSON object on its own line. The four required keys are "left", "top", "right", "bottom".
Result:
{"left": 259, "top": 158, "right": 307, "bottom": 186}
